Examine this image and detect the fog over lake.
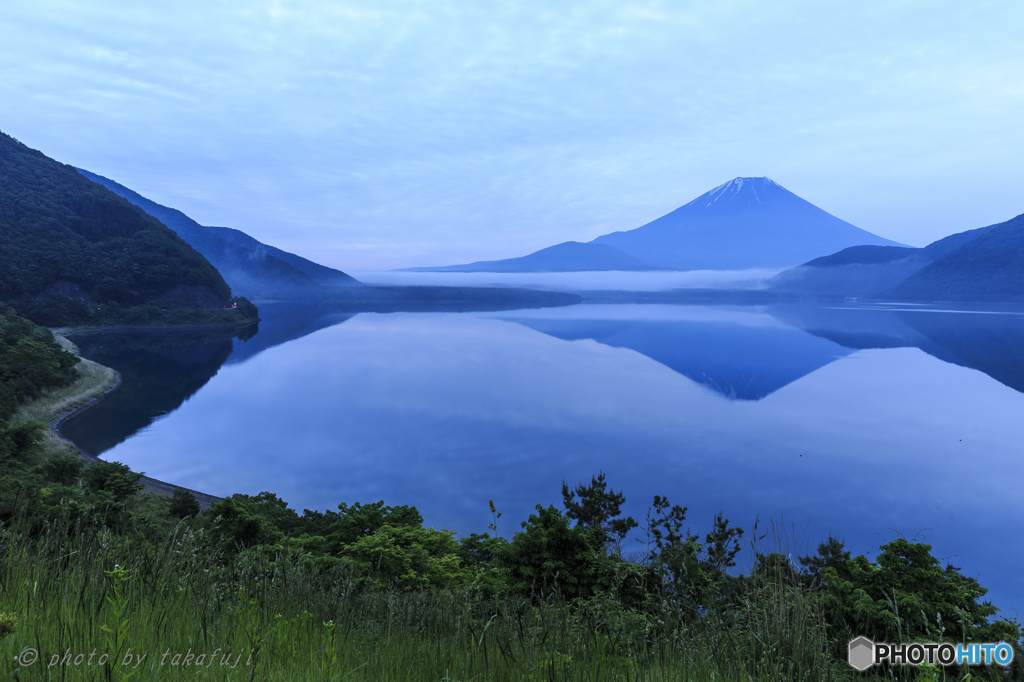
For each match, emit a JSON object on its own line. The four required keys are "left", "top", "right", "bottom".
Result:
{"left": 353, "top": 269, "right": 783, "bottom": 291}
{"left": 63, "top": 300, "right": 1024, "bottom": 617}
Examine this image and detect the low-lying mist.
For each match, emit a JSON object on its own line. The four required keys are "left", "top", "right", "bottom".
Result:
{"left": 351, "top": 268, "right": 785, "bottom": 292}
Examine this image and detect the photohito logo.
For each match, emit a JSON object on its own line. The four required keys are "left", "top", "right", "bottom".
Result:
{"left": 847, "top": 637, "right": 1015, "bottom": 671}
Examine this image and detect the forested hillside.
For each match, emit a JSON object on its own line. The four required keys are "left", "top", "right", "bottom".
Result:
{"left": 885, "top": 212, "right": 1024, "bottom": 302}
{"left": 77, "top": 169, "right": 359, "bottom": 295}
{"left": 0, "top": 132, "right": 256, "bottom": 326}
{"left": 206, "top": 225, "right": 359, "bottom": 286}
{"left": 769, "top": 214, "right": 1022, "bottom": 301}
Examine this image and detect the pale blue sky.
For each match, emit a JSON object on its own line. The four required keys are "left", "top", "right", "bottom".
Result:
{"left": 2, "top": 1, "right": 1022, "bottom": 270}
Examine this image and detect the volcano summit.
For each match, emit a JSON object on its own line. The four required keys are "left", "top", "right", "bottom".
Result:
{"left": 409, "top": 177, "right": 904, "bottom": 272}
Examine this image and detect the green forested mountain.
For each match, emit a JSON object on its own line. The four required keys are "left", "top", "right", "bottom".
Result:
{"left": 884, "top": 212, "right": 1024, "bottom": 302}
{"left": 206, "top": 225, "right": 360, "bottom": 286}
{"left": 770, "top": 213, "right": 1023, "bottom": 302}
{"left": 76, "top": 169, "right": 360, "bottom": 294}
{"left": 0, "top": 131, "right": 255, "bottom": 326}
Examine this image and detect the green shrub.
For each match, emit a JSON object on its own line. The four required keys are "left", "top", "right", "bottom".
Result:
{"left": 168, "top": 488, "right": 201, "bottom": 519}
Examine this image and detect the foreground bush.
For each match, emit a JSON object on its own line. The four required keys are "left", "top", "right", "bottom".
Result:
{"left": 0, "top": 467, "right": 1018, "bottom": 680}
{"left": 0, "top": 515, "right": 846, "bottom": 681}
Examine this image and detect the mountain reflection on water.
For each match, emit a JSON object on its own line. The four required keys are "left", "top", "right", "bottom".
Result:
{"left": 63, "top": 301, "right": 1024, "bottom": 452}
{"left": 507, "top": 304, "right": 1024, "bottom": 401}
{"left": 776, "top": 305, "right": 1024, "bottom": 395}
{"left": 61, "top": 327, "right": 243, "bottom": 454}
{"left": 507, "top": 314, "right": 854, "bottom": 400}
{"left": 60, "top": 300, "right": 1024, "bottom": 617}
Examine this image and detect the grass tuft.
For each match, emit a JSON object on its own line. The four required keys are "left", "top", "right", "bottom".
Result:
{"left": 0, "top": 517, "right": 863, "bottom": 681}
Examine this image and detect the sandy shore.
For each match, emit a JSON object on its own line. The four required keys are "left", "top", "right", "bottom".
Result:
{"left": 26, "top": 333, "right": 225, "bottom": 510}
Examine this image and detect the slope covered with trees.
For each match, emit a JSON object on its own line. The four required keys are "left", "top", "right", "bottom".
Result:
{"left": 0, "top": 131, "right": 256, "bottom": 326}
{"left": 207, "top": 225, "right": 360, "bottom": 286}
{"left": 77, "top": 169, "right": 360, "bottom": 295}
{"left": 885, "top": 212, "right": 1024, "bottom": 302}
{"left": 769, "top": 213, "right": 1023, "bottom": 302}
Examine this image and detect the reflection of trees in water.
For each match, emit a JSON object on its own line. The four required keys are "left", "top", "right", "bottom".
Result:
{"left": 224, "top": 302, "right": 355, "bottom": 366}
{"left": 770, "top": 304, "right": 1024, "bottom": 396}
{"left": 61, "top": 327, "right": 243, "bottom": 455}
{"left": 61, "top": 303, "right": 359, "bottom": 456}
{"left": 62, "top": 303, "right": 1024, "bottom": 457}
{"left": 60, "top": 294, "right": 587, "bottom": 456}
{"left": 515, "top": 305, "right": 1024, "bottom": 402}
{"left": 897, "top": 312, "right": 1024, "bottom": 395}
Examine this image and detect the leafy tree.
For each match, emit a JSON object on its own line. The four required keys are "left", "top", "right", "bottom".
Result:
{"left": 84, "top": 461, "right": 145, "bottom": 503}
{"left": 504, "top": 504, "right": 601, "bottom": 601}
{"left": 41, "top": 454, "right": 85, "bottom": 485}
{"left": 817, "top": 538, "right": 1021, "bottom": 647}
{"left": 644, "top": 496, "right": 744, "bottom": 619}
{"left": 561, "top": 471, "right": 638, "bottom": 549}
{"left": 318, "top": 500, "right": 474, "bottom": 590}
{"left": 233, "top": 298, "right": 259, "bottom": 320}
{"left": 499, "top": 476, "right": 655, "bottom": 604}
{"left": 0, "top": 421, "right": 47, "bottom": 463}
{"left": 701, "top": 511, "right": 746, "bottom": 576}
{"left": 798, "top": 534, "right": 851, "bottom": 588}
{"left": 202, "top": 496, "right": 284, "bottom": 552}
{"left": 342, "top": 524, "right": 468, "bottom": 590}
{"left": 328, "top": 501, "right": 423, "bottom": 551}
{"left": 228, "top": 491, "right": 303, "bottom": 536}
{"left": 168, "top": 488, "right": 201, "bottom": 519}
{"left": 458, "top": 532, "right": 507, "bottom": 567}
{"left": 293, "top": 507, "right": 339, "bottom": 537}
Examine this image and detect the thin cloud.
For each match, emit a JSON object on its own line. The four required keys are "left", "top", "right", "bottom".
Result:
{"left": 1, "top": 0, "right": 1022, "bottom": 269}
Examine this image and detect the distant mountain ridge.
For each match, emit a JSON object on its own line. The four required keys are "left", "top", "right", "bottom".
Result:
{"left": 207, "top": 226, "right": 359, "bottom": 286}
{"left": 410, "top": 177, "right": 904, "bottom": 273}
{"left": 885, "top": 213, "right": 1024, "bottom": 302}
{"left": 771, "top": 213, "right": 1024, "bottom": 302}
{"left": 403, "top": 241, "right": 660, "bottom": 273}
{"left": 76, "top": 169, "right": 359, "bottom": 296}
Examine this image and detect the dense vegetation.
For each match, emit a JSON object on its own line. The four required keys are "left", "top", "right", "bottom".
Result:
{"left": 208, "top": 225, "right": 360, "bottom": 286}
{"left": 773, "top": 211, "right": 1024, "bottom": 302}
{"left": 0, "top": 308, "right": 79, "bottom": 424}
{"left": 803, "top": 245, "right": 921, "bottom": 268}
{"left": 0, "top": 131, "right": 258, "bottom": 326}
{"left": 887, "top": 212, "right": 1024, "bottom": 302}
{"left": 0, "top": 428, "right": 1020, "bottom": 681}
{"left": 77, "top": 168, "right": 353, "bottom": 297}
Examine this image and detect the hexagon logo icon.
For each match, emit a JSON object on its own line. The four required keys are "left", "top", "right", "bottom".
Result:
{"left": 848, "top": 636, "right": 874, "bottom": 671}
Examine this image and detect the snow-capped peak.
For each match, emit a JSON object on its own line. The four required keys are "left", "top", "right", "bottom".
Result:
{"left": 683, "top": 176, "right": 779, "bottom": 208}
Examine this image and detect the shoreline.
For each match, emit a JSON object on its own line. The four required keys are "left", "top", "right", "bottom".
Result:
{"left": 50, "top": 320, "right": 254, "bottom": 335}
{"left": 40, "top": 332, "right": 225, "bottom": 510}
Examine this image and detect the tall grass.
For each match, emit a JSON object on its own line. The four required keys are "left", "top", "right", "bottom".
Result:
{"left": 0, "top": 510, "right": 861, "bottom": 681}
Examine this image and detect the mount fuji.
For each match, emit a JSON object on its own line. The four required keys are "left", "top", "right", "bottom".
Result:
{"left": 408, "top": 177, "right": 904, "bottom": 272}
{"left": 592, "top": 177, "right": 904, "bottom": 269}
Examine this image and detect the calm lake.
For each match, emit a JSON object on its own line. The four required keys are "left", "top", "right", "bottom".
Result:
{"left": 63, "top": 299, "right": 1024, "bottom": 617}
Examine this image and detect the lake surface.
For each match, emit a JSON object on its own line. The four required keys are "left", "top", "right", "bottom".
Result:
{"left": 63, "top": 301, "right": 1024, "bottom": 617}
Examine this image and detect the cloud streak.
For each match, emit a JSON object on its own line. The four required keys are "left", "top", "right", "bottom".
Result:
{"left": 2, "top": 0, "right": 1022, "bottom": 269}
